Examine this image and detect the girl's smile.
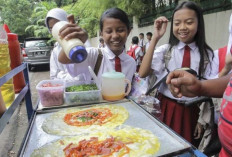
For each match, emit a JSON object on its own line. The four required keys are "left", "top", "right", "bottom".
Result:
{"left": 173, "top": 8, "right": 198, "bottom": 44}
{"left": 101, "top": 18, "right": 130, "bottom": 56}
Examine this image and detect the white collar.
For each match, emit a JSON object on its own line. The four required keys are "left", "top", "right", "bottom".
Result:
{"left": 104, "top": 45, "right": 127, "bottom": 60}
{"left": 177, "top": 41, "right": 197, "bottom": 51}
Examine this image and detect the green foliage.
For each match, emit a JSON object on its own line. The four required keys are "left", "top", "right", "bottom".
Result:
{"left": 62, "top": 0, "right": 153, "bottom": 37}
{"left": 66, "top": 84, "right": 98, "bottom": 92}
{"left": 0, "top": 0, "right": 156, "bottom": 38}
{"left": 0, "top": 0, "right": 33, "bottom": 37}
{"left": 25, "top": 1, "right": 57, "bottom": 38}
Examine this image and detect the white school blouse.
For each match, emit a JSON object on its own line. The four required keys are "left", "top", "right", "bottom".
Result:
{"left": 66, "top": 45, "right": 136, "bottom": 83}
{"left": 129, "top": 44, "right": 143, "bottom": 65}
{"left": 151, "top": 41, "right": 219, "bottom": 100}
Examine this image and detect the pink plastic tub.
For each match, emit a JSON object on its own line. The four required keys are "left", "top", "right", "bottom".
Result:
{"left": 36, "top": 80, "right": 64, "bottom": 107}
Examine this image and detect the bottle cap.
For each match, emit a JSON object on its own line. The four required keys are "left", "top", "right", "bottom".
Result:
{"left": 7, "top": 33, "right": 18, "bottom": 41}
{"left": 102, "top": 71, "right": 125, "bottom": 79}
{"left": 3, "top": 24, "right": 11, "bottom": 33}
{"left": 69, "top": 46, "right": 88, "bottom": 63}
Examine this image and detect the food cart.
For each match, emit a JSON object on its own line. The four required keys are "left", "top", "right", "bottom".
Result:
{"left": 0, "top": 63, "right": 207, "bottom": 157}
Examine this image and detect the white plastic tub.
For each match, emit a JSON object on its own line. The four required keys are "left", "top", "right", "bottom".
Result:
{"left": 36, "top": 80, "right": 64, "bottom": 107}
{"left": 64, "top": 80, "right": 101, "bottom": 105}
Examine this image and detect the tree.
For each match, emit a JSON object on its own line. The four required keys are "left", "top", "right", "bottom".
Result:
{"left": 25, "top": 1, "right": 57, "bottom": 38}
{"left": 63, "top": 0, "right": 153, "bottom": 37}
{"left": 0, "top": 0, "right": 33, "bottom": 38}
{"left": 1, "top": 0, "right": 155, "bottom": 38}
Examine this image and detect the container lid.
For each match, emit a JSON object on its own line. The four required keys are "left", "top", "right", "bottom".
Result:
{"left": 3, "top": 24, "right": 11, "bottom": 33}
{"left": 36, "top": 80, "right": 64, "bottom": 90}
{"left": 7, "top": 33, "right": 18, "bottom": 41}
{"left": 102, "top": 71, "right": 125, "bottom": 79}
{"left": 69, "top": 46, "right": 87, "bottom": 63}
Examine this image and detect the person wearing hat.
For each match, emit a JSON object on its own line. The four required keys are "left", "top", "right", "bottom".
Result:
{"left": 45, "top": 8, "right": 90, "bottom": 80}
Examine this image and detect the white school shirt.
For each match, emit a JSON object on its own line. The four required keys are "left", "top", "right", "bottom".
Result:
{"left": 66, "top": 45, "right": 136, "bottom": 83}
{"left": 129, "top": 44, "right": 143, "bottom": 65}
{"left": 145, "top": 41, "right": 150, "bottom": 52}
{"left": 50, "top": 43, "right": 74, "bottom": 80}
{"left": 139, "top": 39, "right": 145, "bottom": 47}
{"left": 151, "top": 41, "right": 219, "bottom": 100}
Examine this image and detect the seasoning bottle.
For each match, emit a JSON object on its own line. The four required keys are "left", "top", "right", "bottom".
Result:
{"left": 52, "top": 21, "right": 87, "bottom": 63}
{"left": 0, "top": 25, "right": 15, "bottom": 108}
{"left": 4, "top": 24, "right": 26, "bottom": 93}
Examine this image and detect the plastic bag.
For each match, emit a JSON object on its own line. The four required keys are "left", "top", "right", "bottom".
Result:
{"left": 136, "top": 95, "right": 161, "bottom": 120}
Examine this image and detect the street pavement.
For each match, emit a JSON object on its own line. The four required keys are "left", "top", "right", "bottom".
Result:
{"left": 0, "top": 65, "right": 50, "bottom": 157}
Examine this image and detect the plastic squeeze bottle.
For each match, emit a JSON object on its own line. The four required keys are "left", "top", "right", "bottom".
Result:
{"left": 0, "top": 26, "right": 15, "bottom": 108}
{"left": 3, "top": 24, "right": 25, "bottom": 93}
{"left": 52, "top": 21, "right": 87, "bottom": 63}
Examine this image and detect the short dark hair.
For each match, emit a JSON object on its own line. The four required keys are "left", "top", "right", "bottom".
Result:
{"left": 100, "top": 8, "right": 130, "bottom": 32}
{"left": 132, "top": 36, "right": 139, "bottom": 44}
{"left": 139, "top": 33, "right": 144, "bottom": 36}
{"left": 146, "top": 32, "right": 152, "bottom": 36}
{"left": 99, "top": 38, "right": 104, "bottom": 42}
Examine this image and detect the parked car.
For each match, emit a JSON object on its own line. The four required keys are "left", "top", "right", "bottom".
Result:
{"left": 22, "top": 37, "right": 53, "bottom": 69}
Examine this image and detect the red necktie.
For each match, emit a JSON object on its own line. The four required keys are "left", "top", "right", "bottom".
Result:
{"left": 115, "top": 56, "right": 121, "bottom": 72}
{"left": 181, "top": 45, "right": 191, "bottom": 68}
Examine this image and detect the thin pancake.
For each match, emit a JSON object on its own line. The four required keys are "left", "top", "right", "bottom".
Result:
{"left": 42, "top": 105, "right": 129, "bottom": 136}
{"left": 31, "top": 126, "right": 160, "bottom": 157}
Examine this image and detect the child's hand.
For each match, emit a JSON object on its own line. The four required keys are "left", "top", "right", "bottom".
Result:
{"left": 153, "top": 16, "right": 168, "bottom": 40}
{"left": 58, "top": 14, "right": 88, "bottom": 44}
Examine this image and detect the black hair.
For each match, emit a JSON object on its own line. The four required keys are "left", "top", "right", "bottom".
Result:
{"left": 139, "top": 33, "right": 144, "bottom": 36}
{"left": 132, "top": 36, "right": 139, "bottom": 44}
{"left": 100, "top": 8, "right": 130, "bottom": 32}
{"left": 146, "top": 32, "right": 152, "bottom": 36}
{"left": 168, "top": 1, "right": 214, "bottom": 78}
{"left": 99, "top": 38, "right": 104, "bottom": 42}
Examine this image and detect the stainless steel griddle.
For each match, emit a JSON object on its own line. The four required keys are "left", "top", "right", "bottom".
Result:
{"left": 19, "top": 100, "right": 192, "bottom": 157}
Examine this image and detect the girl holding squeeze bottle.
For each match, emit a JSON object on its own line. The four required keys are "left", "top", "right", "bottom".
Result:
{"left": 139, "top": 1, "right": 218, "bottom": 145}
{"left": 58, "top": 8, "right": 136, "bottom": 82}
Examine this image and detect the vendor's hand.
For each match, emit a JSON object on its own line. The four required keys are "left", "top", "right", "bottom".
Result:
{"left": 166, "top": 70, "right": 202, "bottom": 98}
{"left": 58, "top": 14, "right": 88, "bottom": 44}
{"left": 194, "top": 122, "right": 204, "bottom": 139}
{"left": 153, "top": 16, "right": 168, "bottom": 40}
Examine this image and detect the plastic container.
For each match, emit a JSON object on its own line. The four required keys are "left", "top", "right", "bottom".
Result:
{"left": 36, "top": 80, "right": 64, "bottom": 107}
{"left": 52, "top": 21, "right": 87, "bottom": 63}
{"left": 7, "top": 32, "right": 26, "bottom": 93}
{"left": 101, "top": 71, "right": 131, "bottom": 101}
{"left": 0, "top": 26, "right": 15, "bottom": 108}
{"left": 65, "top": 80, "right": 101, "bottom": 105}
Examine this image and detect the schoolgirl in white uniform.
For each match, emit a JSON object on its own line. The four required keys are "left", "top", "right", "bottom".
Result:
{"left": 45, "top": 8, "right": 91, "bottom": 80}
{"left": 139, "top": 1, "right": 218, "bottom": 146}
{"left": 57, "top": 8, "right": 136, "bottom": 82}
